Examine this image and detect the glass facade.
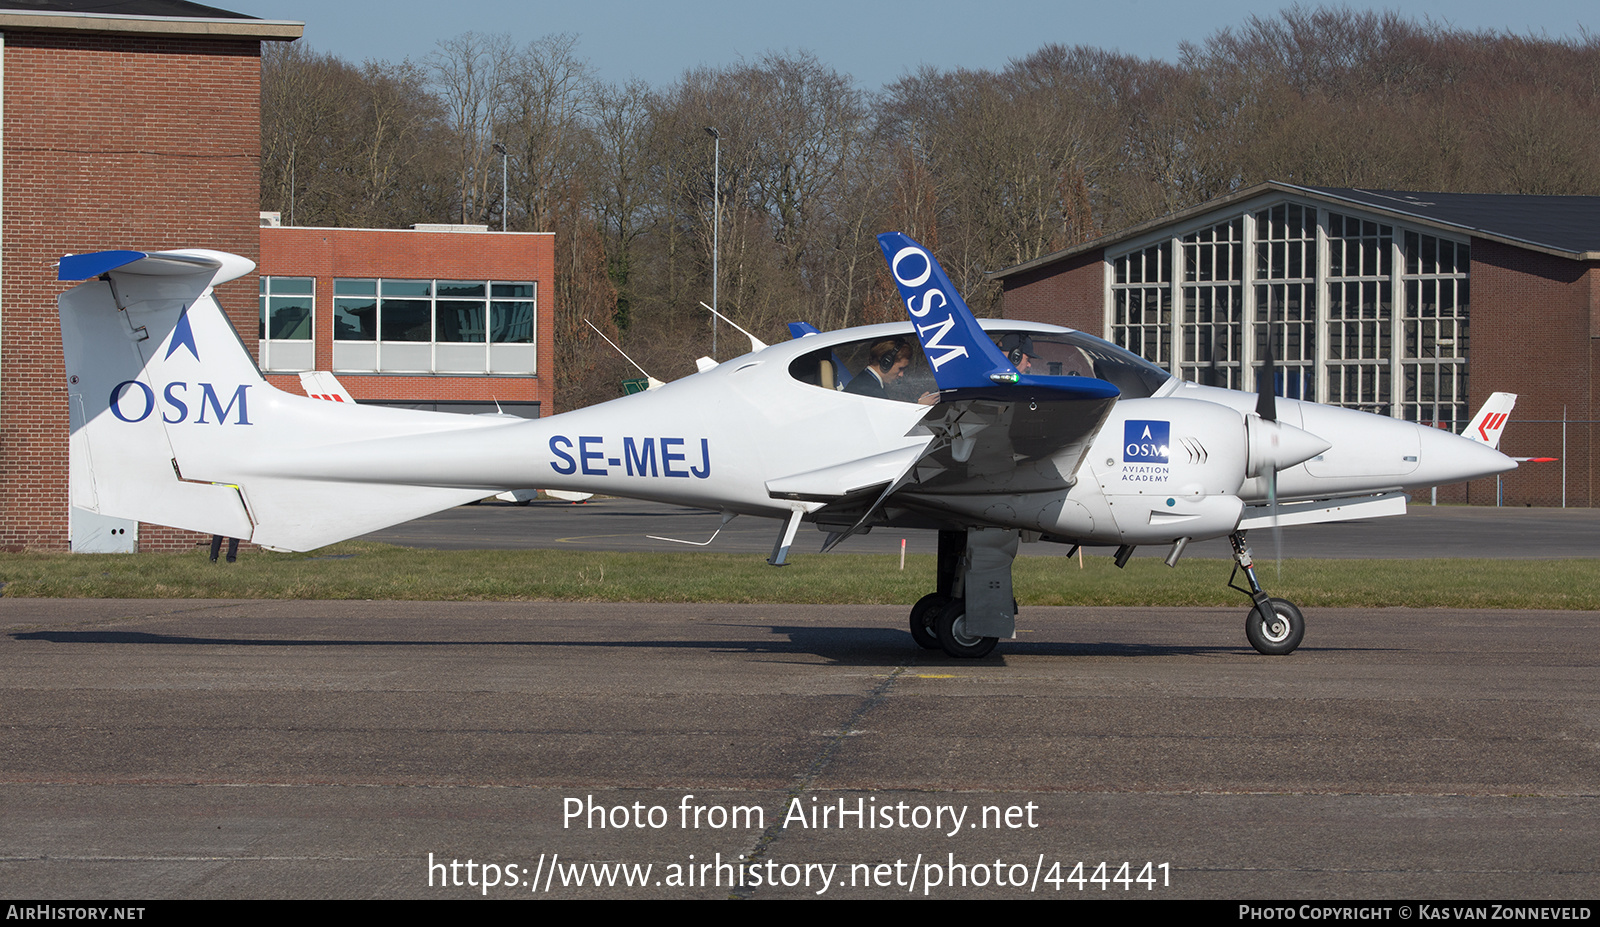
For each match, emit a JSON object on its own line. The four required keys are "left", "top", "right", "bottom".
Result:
{"left": 1109, "top": 200, "right": 1471, "bottom": 428}
{"left": 259, "top": 276, "right": 315, "bottom": 372}
{"left": 330, "top": 278, "right": 537, "bottom": 375}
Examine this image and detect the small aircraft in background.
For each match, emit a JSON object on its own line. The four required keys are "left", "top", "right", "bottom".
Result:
{"left": 57, "top": 236, "right": 1515, "bottom": 658}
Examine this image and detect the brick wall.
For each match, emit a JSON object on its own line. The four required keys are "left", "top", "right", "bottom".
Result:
{"left": 1468, "top": 239, "right": 1596, "bottom": 507}
{"left": 999, "top": 248, "right": 1106, "bottom": 333}
{"left": 1, "top": 31, "right": 263, "bottom": 551}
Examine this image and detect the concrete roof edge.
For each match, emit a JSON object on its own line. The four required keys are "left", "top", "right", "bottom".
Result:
{"left": 0, "top": 10, "right": 303, "bottom": 40}
{"left": 988, "top": 181, "right": 1599, "bottom": 280}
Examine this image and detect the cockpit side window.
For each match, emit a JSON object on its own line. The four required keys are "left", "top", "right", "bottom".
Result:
{"left": 993, "top": 329, "right": 1173, "bottom": 399}
{"left": 787, "top": 337, "right": 938, "bottom": 402}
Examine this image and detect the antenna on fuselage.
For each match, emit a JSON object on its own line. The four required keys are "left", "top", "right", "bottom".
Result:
{"left": 698, "top": 302, "right": 767, "bottom": 353}
{"left": 584, "top": 319, "right": 665, "bottom": 391}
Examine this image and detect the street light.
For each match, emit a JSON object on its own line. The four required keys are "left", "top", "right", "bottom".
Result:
{"left": 704, "top": 126, "right": 719, "bottom": 359}
{"left": 492, "top": 141, "right": 508, "bottom": 232}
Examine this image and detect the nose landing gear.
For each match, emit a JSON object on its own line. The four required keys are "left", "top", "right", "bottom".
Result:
{"left": 1229, "top": 531, "right": 1304, "bottom": 655}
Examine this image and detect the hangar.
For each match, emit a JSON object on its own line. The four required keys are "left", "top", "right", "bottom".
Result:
{"left": 993, "top": 182, "right": 1600, "bottom": 507}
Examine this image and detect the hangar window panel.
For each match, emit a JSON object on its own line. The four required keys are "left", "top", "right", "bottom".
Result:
{"left": 1325, "top": 214, "right": 1394, "bottom": 415}
{"left": 1254, "top": 203, "right": 1316, "bottom": 400}
{"left": 1111, "top": 244, "right": 1171, "bottom": 370}
{"left": 1179, "top": 218, "right": 1244, "bottom": 389}
{"left": 259, "top": 276, "right": 315, "bottom": 372}
{"left": 1401, "top": 232, "right": 1470, "bottom": 429}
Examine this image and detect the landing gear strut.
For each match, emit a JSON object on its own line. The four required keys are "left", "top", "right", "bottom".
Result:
{"left": 1228, "top": 531, "right": 1304, "bottom": 655}
{"left": 905, "top": 528, "right": 1011, "bottom": 658}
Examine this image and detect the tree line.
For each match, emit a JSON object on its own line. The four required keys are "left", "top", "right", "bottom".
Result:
{"left": 260, "top": 7, "right": 1600, "bottom": 410}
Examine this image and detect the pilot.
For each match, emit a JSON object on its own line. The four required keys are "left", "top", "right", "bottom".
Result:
{"left": 997, "top": 333, "right": 1035, "bottom": 375}
{"left": 845, "top": 338, "right": 911, "bottom": 399}
{"left": 845, "top": 339, "right": 940, "bottom": 404}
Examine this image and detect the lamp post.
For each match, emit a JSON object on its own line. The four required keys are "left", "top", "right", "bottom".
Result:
{"left": 492, "top": 141, "right": 508, "bottom": 232}
{"left": 704, "top": 126, "right": 719, "bottom": 359}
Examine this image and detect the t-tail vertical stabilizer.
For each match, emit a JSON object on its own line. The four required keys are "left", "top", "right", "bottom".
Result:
{"left": 59, "top": 249, "right": 504, "bottom": 550}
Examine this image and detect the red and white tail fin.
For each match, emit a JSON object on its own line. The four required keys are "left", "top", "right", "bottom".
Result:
{"left": 299, "top": 371, "right": 355, "bottom": 404}
{"left": 1461, "top": 392, "right": 1516, "bottom": 449}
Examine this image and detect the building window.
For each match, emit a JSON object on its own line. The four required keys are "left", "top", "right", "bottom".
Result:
{"left": 1325, "top": 213, "right": 1394, "bottom": 415}
{"left": 259, "top": 276, "right": 315, "bottom": 372}
{"left": 1255, "top": 203, "right": 1316, "bottom": 400}
{"left": 331, "top": 278, "right": 537, "bottom": 375}
{"left": 1111, "top": 243, "right": 1172, "bottom": 369}
{"left": 1107, "top": 201, "right": 1468, "bottom": 426}
{"left": 1401, "top": 231, "right": 1470, "bottom": 429}
{"left": 1180, "top": 217, "right": 1244, "bottom": 389}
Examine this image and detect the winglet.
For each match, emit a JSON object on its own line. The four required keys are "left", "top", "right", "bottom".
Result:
{"left": 1462, "top": 392, "right": 1516, "bottom": 449}
{"left": 875, "top": 232, "right": 1118, "bottom": 402}
{"left": 877, "top": 232, "right": 1013, "bottom": 388}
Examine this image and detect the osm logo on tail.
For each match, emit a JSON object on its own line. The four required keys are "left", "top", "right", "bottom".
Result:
{"left": 108, "top": 380, "right": 253, "bottom": 426}
{"left": 888, "top": 245, "right": 970, "bottom": 372}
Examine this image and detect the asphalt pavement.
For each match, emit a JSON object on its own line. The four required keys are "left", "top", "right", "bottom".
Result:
{"left": 2, "top": 598, "right": 1597, "bottom": 899}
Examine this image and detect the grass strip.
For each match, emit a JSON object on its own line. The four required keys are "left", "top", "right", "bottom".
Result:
{"left": 0, "top": 542, "right": 1596, "bottom": 609}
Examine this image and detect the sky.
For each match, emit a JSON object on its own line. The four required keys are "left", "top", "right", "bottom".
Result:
{"left": 227, "top": 0, "right": 1596, "bottom": 91}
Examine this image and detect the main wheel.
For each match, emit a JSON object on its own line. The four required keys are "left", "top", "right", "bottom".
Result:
{"left": 909, "top": 593, "right": 949, "bottom": 650}
{"left": 1245, "top": 598, "right": 1305, "bottom": 655}
{"left": 935, "top": 601, "right": 998, "bottom": 659}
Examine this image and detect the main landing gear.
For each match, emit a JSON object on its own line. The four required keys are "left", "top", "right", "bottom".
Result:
{"left": 1228, "top": 531, "right": 1305, "bottom": 655}
{"left": 908, "top": 528, "right": 1014, "bottom": 659}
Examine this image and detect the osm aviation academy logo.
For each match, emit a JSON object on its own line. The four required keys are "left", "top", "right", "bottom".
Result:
{"left": 107, "top": 308, "right": 253, "bottom": 426}
{"left": 1123, "top": 420, "right": 1170, "bottom": 463}
{"left": 1119, "top": 420, "right": 1171, "bottom": 484}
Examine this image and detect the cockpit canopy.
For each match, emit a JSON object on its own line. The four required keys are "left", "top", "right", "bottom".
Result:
{"left": 788, "top": 327, "right": 1172, "bottom": 401}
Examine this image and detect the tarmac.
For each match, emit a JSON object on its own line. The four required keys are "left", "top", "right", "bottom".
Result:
{"left": 3, "top": 594, "right": 1598, "bottom": 899}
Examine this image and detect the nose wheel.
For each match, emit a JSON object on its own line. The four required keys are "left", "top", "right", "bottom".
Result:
{"left": 1245, "top": 597, "right": 1304, "bottom": 655}
{"left": 1229, "top": 531, "right": 1305, "bottom": 655}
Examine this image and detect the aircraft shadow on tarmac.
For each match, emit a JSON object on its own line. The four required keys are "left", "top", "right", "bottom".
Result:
{"left": 12, "top": 626, "right": 1342, "bottom": 664}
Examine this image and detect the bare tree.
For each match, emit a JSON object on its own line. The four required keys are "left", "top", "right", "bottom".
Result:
{"left": 429, "top": 32, "right": 514, "bottom": 225}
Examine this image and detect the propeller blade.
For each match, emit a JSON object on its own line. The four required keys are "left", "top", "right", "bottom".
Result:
{"left": 1256, "top": 335, "right": 1277, "bottom": 423}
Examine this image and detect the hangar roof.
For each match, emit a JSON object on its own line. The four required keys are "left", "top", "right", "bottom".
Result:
{"left": 990, "top": 181, "right": 1600, "bottom": 281}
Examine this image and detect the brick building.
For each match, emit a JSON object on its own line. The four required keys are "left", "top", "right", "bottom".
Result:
{"left": 258, "top": 224, "right": 555, "bottom": 418}
{"left": 0, "top": 2, "right": 299, "bottom": 550}
{"left": 993, "top": 182, "right": 1600, "bottom": 507}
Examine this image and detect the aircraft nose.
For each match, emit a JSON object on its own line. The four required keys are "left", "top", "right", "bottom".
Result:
{"left": 1412, "top": 424, "right": 1517, "bottom": 485}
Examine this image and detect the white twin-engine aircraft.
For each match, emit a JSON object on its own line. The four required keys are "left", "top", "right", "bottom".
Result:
{"left": 57, "top": 235, "right": 1516, "bottom": 658}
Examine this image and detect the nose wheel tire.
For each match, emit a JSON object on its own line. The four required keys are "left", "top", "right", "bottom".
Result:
{"left": 935, "top": 601, "right": 998, "bottom": 659}
{"left": 1246, "top": 598, "right": 1305, "bottom": 655}
{"left": 909, "top": 593, "right": 949, "bottom": 650}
